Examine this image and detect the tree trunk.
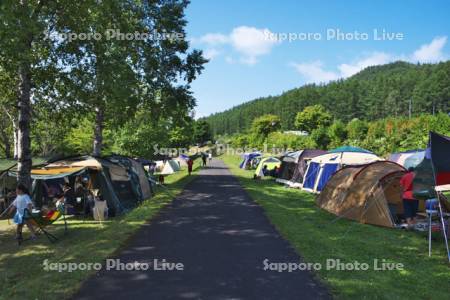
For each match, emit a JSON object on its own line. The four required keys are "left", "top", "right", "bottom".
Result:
{"left": 92, "top": 106, "right": 104, "bottom": 156}
{"left": 17, "top": 64, "right": 32, "bottom": 189}
{"left": 13, "top": 125, "right": 18, "bottom": 160}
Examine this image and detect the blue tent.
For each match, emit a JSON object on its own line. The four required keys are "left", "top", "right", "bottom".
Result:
{"left": 329, "top": 146, "right": 373, "bottom": 154}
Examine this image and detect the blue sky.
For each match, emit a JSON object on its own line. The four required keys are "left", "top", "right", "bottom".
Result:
{"left": 185, "top": 0, "right": 450, "bottom": 118}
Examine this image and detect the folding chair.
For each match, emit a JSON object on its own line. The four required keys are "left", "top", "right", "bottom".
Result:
{"left": 26, "top": 203, "right": 68, "bottom": 243}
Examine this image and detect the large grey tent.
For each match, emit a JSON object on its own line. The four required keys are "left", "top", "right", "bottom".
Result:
{"left": 276, "top": 151, "right": 302, "bottom": 184}
{"left": 4, "top": 155, "right": 151, "bottom": 216}
{"left": 288, "top": 150, "right": 327, "bottom": 188}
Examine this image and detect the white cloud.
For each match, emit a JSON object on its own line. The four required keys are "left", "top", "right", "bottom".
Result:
{"left": 292, "top": 36, "right": 448, "bottom": 83}
{"left": 411, "top": 36, "right": 447, "bottom": 63}
{"left": 225, "top": 56, "right": 235, "bottom": 64}
{"left": 194, "top": 26, "right": 278, "bottom": 64}
{"left": 229, "top": 26, "right": 278, "bottom": 64}
{"left": 198, "top": 33, "right": 229, "bottom": 45}
{"left": 291, "top": 61, "right": 339, "bottom": 83}
{"left": 203, "top": 48, "right": 221, "bottom": 60}
{"left": 338, "top": 52, "right": 392, "bottom": 77}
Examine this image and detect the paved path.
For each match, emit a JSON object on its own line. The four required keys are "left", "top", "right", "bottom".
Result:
{"left": 74, "top": 159, "right": 329, "bottom": 300}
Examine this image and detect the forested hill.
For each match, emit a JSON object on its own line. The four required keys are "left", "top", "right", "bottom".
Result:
{"left": 203, "top": 61, "right": 450, "bottom": 136}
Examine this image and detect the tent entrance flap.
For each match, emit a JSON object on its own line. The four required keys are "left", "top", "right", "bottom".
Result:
{"left": 317, "top": 164, "right": 339, "bottom": 192}
{"left": 303, "top": 162, "right": 320, "bottom": 190}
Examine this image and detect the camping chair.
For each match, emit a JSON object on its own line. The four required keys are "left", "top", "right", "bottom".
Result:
{"left": 25, "top": 203, "right": 68, "bottom": 243}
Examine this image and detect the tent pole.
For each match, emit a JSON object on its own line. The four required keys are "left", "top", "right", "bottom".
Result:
{"left": 436, "top": 193, "right": 450, "bottom": 262}
{"left": 428, "top": 211, "right": 432, "bottom": 257}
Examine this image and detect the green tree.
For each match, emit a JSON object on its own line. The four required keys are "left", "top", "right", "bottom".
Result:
{"left": 328, "top": 120, "right": 347, "bottom": 148}
{"left": 310, "top": 127, "right": 331, "bottom": 149}
{"left": 193, "top": 120, "right": 212, "bottom": 144}
{"left": 346, "top": 118, "right": 369, "bottom": 141}
{"left": 56, "top": 0, "right": 206, "bottom": 156}
{"left": 0, "top": 0, "right": 61, "bottom": 187}
{"left": 294, "top": 105, "right": 332, "bottom": 133}
{"left": 251, "top": 114, "right": 281, "bottom": 138}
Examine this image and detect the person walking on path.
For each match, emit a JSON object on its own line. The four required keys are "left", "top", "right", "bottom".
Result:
{"left": 208, "top": 152, "right": 212, "bottom": 164}
{"left": 201, "top": 153, "right": 207, "bottom": 167}
{"left": 187, "top": 159, "right": 194, "bottom": 175}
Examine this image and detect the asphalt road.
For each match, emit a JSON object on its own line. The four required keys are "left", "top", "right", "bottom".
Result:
{"left": 73, "top": 159, "right": 329, "bottom": 300}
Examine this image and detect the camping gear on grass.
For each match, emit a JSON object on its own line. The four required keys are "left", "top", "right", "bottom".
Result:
{"left": 27, "top": 204, "right": 67, "bottom": 243}
{"left": 302, "top": 148, "right": 382, "bottom": 193}
{"left": 316, "top": 161, "right": 406, "bottom": 227}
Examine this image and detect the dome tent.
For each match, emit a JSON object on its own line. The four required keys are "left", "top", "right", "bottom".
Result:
{"left": 316, "top": 161, "right": 407, "bottom": 227}
{"left": 254, "top": 157, "right": 281, "bottom": 178}
{"left": 302, "top": 147, "right": 382, "bottom": 193}
{"left": 239, "top": 152, "right": 261, "bottom": 169}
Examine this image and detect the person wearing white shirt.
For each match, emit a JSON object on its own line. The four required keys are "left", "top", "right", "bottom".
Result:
{"left": 7, "top": 184, "right": 37, "bottom": 242}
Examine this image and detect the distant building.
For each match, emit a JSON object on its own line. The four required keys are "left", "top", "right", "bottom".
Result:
{"left": 283, "top": 130, "right": 309, "bottom": 136}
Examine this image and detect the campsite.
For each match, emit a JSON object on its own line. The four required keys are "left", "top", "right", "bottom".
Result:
{"left": 1, "top": 1, "right": 450, "bottom": 299}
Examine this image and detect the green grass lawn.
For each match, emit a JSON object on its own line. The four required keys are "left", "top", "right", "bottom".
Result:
{"left": 221, "top": 154, "right": 450, "bottom": 300}
{"left": 0, "top": 164, "right": 199, "bottom": 300}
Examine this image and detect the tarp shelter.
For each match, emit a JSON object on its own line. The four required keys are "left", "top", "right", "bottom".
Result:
{"left": 388, "top": 150, "right": 425, "bottom": 170}
{"left": 275, "top": 151, "right": 303, "bottom": 184}
{"left": 240, "top": 152, "right": 261, "bottom": 169}
{"left": 255, "top": 157, "right": 281, "bottom": 178}
{"left": 302, "top": 150, "right": 382, "bottom": 193}
{"left": 288, "top": 149, "right": 328, "bottom": 188}
{"left": 316, "top": 161, "right": 407, "bottom": 227}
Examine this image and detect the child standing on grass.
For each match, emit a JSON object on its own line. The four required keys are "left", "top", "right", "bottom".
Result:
{"left": 7, "top": 184, "right": 37, "bottom": 242}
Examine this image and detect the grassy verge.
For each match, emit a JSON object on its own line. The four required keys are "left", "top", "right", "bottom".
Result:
{"left": 0, "top": 164, "right": 199, "bottom": 300}
{"left": 221, "top": 154, "right": 450, "bottom": 299}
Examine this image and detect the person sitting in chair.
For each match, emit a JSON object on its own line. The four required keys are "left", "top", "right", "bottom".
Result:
{"left": 56, "top": 183, "right": 76, "bottom": 214}
{"left": 262, "top": 165, "right": 269, "bottom": 176}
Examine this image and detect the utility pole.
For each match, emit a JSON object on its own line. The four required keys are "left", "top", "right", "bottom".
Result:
{"left": 408, "top": 98, "right": 412, "bottom": 119}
